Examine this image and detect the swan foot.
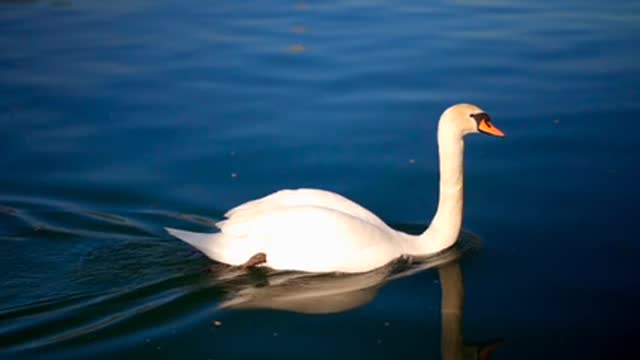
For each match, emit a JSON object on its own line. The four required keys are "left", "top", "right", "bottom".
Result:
{"left": 202, "top": 263, "right": 228, "bottom": 273}
{"left": 475, "top": 338, "right": 503, "bottom": 360}
{"left": 240, "top": 252, "right": 267, "bottom": 269}
{"left": 202, "top": 254, "right": 267, "bottom": 274}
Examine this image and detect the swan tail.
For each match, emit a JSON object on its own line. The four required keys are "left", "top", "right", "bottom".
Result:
{"left": 166, "top": 227, "right": 225, "bottom": 261}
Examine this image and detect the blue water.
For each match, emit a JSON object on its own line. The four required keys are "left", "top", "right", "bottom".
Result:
{"left": 1, "top": 0, "right": 639, "bottom": 358}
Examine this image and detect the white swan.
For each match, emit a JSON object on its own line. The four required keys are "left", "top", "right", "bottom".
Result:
{"left": 167, "top": 103, "right": 504, "bottom": 273}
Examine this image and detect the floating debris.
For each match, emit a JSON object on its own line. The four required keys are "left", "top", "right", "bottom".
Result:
{"left": 408, "top": 159, "right": 416, "bottom": 164}
{"left": 213, "top": 320, "right": 223, "bottom": 327}
{"left": 287, "top": 44, "right": 305, "bottom": 54}
{"left": 231, "top": 173, "right": 238, "bottom": 178}
{"left": 294, "top": 2, "right": 309, "bottom": 11}
{"left": 384, "top": 321, "right": 390, "bottom": 327}
{"left": 291, "top": 25, "right": 306, "bottom": 34}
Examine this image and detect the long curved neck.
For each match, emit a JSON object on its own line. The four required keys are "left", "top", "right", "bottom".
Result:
{"left": 411, "top": 121, "right": 465, "bottom": 255}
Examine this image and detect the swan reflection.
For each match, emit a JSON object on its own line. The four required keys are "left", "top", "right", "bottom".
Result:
{"left": 219, "top": 264, "right": 388, "bottom": 314}
{"left": 216, "top": 233, "right": 499, "bottom": 359}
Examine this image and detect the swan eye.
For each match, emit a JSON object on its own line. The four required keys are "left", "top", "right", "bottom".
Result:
{"left": 470, "top": 112, "right": 493, "bottom": 129}
{"left": 470, "top": 112, "right": 490, "bottom": 123}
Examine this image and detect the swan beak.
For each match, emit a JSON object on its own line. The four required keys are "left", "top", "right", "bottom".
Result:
{"left": 478, "top": 119, "right": 505, "bottom": 138}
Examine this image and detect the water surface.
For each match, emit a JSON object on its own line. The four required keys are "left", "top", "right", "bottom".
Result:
{"left": 1, "top": 0, "right": 639, "bottom": 358}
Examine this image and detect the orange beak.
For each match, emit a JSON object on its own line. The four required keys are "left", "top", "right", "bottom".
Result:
{"left": 478, "top": 119, "right": 505, "bottom": 137}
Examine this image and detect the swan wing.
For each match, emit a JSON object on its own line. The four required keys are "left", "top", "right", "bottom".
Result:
{"left": 218, "top": 205, "right": 403, "bottom": 272}
{"left": 224, "top": 188, "right": 388, "bottom": 229}
{"left": 168, "top": 189, "right": 406, "bottom": 272}
{"left": 167, "top": 205, "right": 403, "bottom": 273}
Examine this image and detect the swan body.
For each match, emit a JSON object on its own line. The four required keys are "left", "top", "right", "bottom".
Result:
{"left": 167, "top": 104, "right": 504, "bottom": 273}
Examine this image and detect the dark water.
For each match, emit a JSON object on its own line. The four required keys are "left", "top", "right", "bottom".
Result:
{"left": 1, "top": 0, "right": 639, "bottom": 358}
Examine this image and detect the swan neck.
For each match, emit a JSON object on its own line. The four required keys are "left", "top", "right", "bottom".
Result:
{"left": 414, "top": 121, "right": 465, "bottom": 254}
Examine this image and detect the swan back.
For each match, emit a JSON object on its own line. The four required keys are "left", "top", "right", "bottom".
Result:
{"left": 223, "top": 188, "right": 388, "bottom": 230}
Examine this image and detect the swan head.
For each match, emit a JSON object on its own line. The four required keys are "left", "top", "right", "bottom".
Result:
{"left": 440, "top": 103, "right": 505, "bottom": 138}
